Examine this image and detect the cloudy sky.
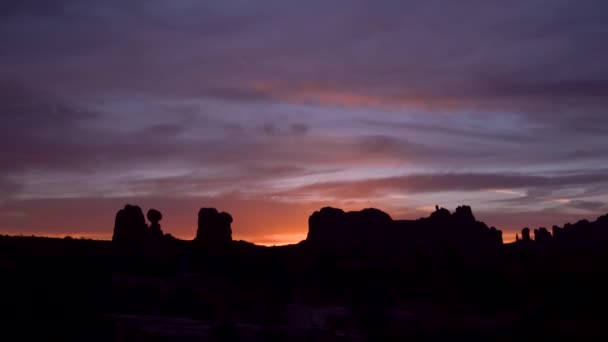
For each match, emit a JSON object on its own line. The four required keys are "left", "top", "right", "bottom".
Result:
{"left": 1, "top": 0, "right": 607, "bottom": 244}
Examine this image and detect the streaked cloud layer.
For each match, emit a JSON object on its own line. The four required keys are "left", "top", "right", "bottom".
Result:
{"left": 1, "top": 0, "right": 607, "bottom": 243}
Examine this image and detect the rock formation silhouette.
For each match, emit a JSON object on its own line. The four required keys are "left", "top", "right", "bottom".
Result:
{"left": 521, "top": 227, "right": 531, "bottom": 242}
{"left": 107, "top": 203, "right": 608, "bottom": 257}
{"left": 429, "top": 206, "right": 451, "bottom": 221}
{"left": 195, "top": 208, "right": 233, "bottom": 244}
{"left": 8, "top": 203, "right": 608, "bottom": 340}
{"left": 112, "top": 205, "right": 168, "bottom": 244}
{"left": 452, "top": 205, "right": 475, "bottom": 224}
{"left": 112, "top": 204, "right": 148, "bottom": 244}
{"left": 512, "top": 213, "right": 608, "bottom": 249}
{"left": 307, "top": 207, "right": 392, "bottom": 248}
{"left": 306, "top": 205, "right": 503, "bottom": 253}
{"left": 548, "top": 214, "right": 608, "bottom": 249}
{"left": 146, "top": 209, "right": 164, "bottom": 240}
{"left": 534, "top": 227, "right": 552, "bottom": 244}
{"left": 552, "top": 225, "right": 563, "bottom": 239}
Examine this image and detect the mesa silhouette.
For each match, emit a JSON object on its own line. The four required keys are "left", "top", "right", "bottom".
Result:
{"left": 3, "top": 204, "right": 608, "bottom": 340}
{"left": 111, "top": 204, "right": 503, "bottom": 248}
{"left": 109, "top": 203, "right": 608, "bottom": 253}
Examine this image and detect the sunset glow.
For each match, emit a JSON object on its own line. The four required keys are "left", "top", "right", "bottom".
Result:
{"left": 1, "top": 1, "right": 607, "bottom": 244}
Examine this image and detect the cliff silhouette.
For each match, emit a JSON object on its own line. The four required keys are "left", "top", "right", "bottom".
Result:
{"left": 513, "top": 213, "right": 608, "bottom": 250}
{"left": 305, "top": 205, "right": 502, "bottom": 255}
{"left": 3, "top": 204, "right": 608, "bottom": 339}
{"left": 108, "top": 203, "right": 608, "bottom": 255}
{"left": 110, "top": 204, "right": 505, "bottom": 251}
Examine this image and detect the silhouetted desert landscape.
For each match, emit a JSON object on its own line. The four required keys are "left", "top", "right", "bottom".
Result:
{"left": 3, "top": 205, "right": 608, "bottom": 340}
{"left": 3, "top": 1, "right": 608, "bottom": 340}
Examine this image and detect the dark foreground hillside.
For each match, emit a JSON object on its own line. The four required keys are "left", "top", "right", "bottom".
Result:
{"left": 2, "top": 205, "right": 608, "bottom": 340}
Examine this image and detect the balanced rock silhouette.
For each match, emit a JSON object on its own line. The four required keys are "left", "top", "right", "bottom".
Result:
{"left": 195, "top": 208, "right": 233, "bottom": 244}
{"left": 146, "top": 209, "right": 164, "bottom": 240}
{"left": 112, "top": 204, "right": 148, "bottom": 244}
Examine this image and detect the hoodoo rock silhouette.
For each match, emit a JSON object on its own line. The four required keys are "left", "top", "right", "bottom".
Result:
{"left": 515, "top": 213, "right": 608, "bottom": 249}
{"left": 521, "top": 227, "right": 531, "bottom": 242}
{"left": 146, "top": 209, "right": 164, "bottom": 240}
{"left": 7, "top": 203, "right": 608, "bottom": 340}
{"left": 112, "top": 205, "right": 167, "bottom": 244}
{"left": 112, "top": 204, "right": 148, "bottom": 244}
{"left": 195, "top": 208, "right": 233, "bottom": 244}
{"left": 107, "top": 203, "right": 608, "bottom": 255}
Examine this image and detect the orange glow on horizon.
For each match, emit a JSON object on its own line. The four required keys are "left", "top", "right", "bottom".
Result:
{"left": 2, "top": 231, "right": 308, "bottom": 246}
{"left": 0, "top": 202, "right": 540, "bottom": 246}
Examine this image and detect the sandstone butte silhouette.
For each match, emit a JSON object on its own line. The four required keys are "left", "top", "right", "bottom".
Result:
{"left": 112, "top": 205, "right": 233, "bottom": 245}
{"left": 7, "top": 204, "right": 608, "bottom": 340}
{"left": 195, "top": 208, "right": 233, "bottom": 245}
{"left": 111, "top": 203, "right": 608, "bottom": 251}
{"left": 306, "top": 205, "right": 502, "bottom": 253}
{"left": 112, "top": 205, "right": 169, "bottom": 245}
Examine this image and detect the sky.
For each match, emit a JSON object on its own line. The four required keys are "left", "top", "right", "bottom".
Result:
{"left": 1, "top": 0, "right": 607, "bottom": 245}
